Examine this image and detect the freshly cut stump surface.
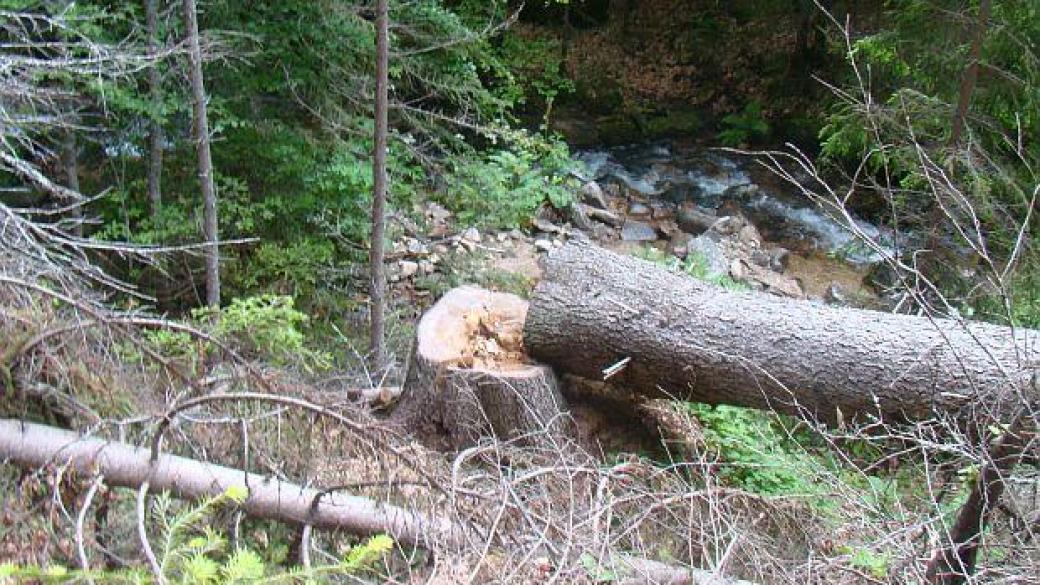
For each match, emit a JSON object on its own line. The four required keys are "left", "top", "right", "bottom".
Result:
{"left": 393, "top": 286, "right": 567, "bottom": 449}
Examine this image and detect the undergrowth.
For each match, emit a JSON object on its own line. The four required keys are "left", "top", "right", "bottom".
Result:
{"left": 0, "top": 487, "right": 393, "bottom": 584}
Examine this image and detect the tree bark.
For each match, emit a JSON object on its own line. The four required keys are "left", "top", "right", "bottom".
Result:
{"left": 0, "top": 418, "right": 468, "bottom": 549}
{"left": 369, "top": 0, "right": 389, "bottom": 369}
{"left": 146, "top": 0, "right": 163, "bottom": 218}
{"left": 182, "top": 0, "right": 219, "bottom": 308}
{"left": 524, "top": 240, "right": 1037, "bottom": 423}
{"left": 950, "top": 0, "right": 990, "bottom": 146}
{"left": 392, "top": 287, "right": 568, "bottom": 449}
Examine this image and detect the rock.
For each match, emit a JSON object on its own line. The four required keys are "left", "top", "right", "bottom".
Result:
{"left": 730, "top": 260, "right": 805, "bottom": 299}
{"left": 721, "top": 183, "right": 760, "bottom": 202}
{"left": 676, "top": 205, "right": 717, "bottom": 235}
{"left": 650, "top": 201, "right": 675, "bottom": 220}
{"left": 603, "top": 183, "right": 622, "bottom": 198}
{"left": 399, "top": 260, "right": 419, "bottom": 279}
{"left": 768, "top": 247, "right": 790, "bottom": 272}
{"left": 627, "top": 201, "right": 652, "bottom": 217}
{"left": 737, "top": 224, "right": 762, "bottom": 247}
{"left": 825, "top": 283, "right": 846, "bottom": 305}
{"left": 620, "top": 220, "right": 658, "bottom": 242}
{"left": 667, "top": 232, "right": 693, "bottom": 259}
{"left": 532, "top": 217, "right": 566, "bottom": 235}
{"left": 583, "top": 205, "right": 623, "bottom": 227}
{"left": 750, "top": 249, "right": 773, "bottom": 268}
{"left": 461, "top": 227, "right": 481, "bottom": 243}
{"left": 419, "top": 260, "right": 436, "bottom": 275}
{"left": 425, "top": 202, "right": 452, "bottom": 222}
{"left": 656, "top": 219, "right": 681, "bottom": 238}
{"left": 534, "top": 239, "right": 554, "bottom": 253}
{"left": 405, "top": 238, "right": 429, "bottom": 256}
{"left": 554, "top": 239, "right": 564, "bottom": 248}
{"left": 570, "top": 203, "right": 595, "bottom": 231}
{"left": 429, "top": 253, "right": 442, "bottom": 265}
{"left": 709, "top": 215, "right": 746, "bottom": 237}
{"left": 432, "top": 244, "right": 449, "bottom": 255}
{"left": 729, "top": 259, "right": 747, "bottom": 281}
{"left": 580, "top": 181, "right": 611, "bottom": 210}
{"left": 509, "top": 229, "right": 524, "bottom": 240}
{"left": 687, "top": 236, "right": 729, "bottom": 277}
{"left": 496, "top": 232, "right": 509, "bottom": 243}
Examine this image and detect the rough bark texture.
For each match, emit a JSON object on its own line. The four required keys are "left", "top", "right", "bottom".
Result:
{"left": 369, "top": 0, "right": 389, "bottom": 369}
{"left": 393, "top": 287, "right": 568, "bottom": 449}
{"left": 145, "top": 0, "right": 163, "bottom": 217}
{"left": 525, "top": 240, "right": 1037, "bottom": 422}
{"left": 183, "top": 0, "right": 219, "bottom": 307}
{"left": 0, "top": 418, "right": 468, "bottom": 548}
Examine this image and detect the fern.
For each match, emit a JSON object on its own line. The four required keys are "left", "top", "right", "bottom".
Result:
{"left": 2, "top": 487, "right": 394, "bottom": 584}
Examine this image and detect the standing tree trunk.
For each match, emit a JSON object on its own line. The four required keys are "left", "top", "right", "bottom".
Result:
{"left": 145, "top": 0, "right": 163, "bottom": 218}
{"left": 524, "top": 241, "right": 1037, "bottom": 423}
{"left": 950, "top": 0, "right": 991, "bottom": 146}
{"left": 182, "top": 0, "right": 219, "bottom": 307}
{"left": 369, "top": 0, "right": 389, "bottom": 368}
{"left": 61, "top": 128, "right": 82, "bottom": 237}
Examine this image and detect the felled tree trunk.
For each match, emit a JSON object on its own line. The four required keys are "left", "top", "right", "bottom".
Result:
{"left": 525, "top": 240, "right": 1038, "bottom": 423}
{"left": 392, "top": 287, "right": 568, "bottom": 448}
{"left": 0, "top": 418, "right": 468, "bottom": 548}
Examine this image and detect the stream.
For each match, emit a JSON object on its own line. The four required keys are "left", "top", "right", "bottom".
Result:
{"left": 573, "top": 142, "right": 897, "bottom": 303}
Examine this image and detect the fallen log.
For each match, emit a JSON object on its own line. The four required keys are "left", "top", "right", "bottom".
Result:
{"left": 0, "top": 418, "right": 469, "bottom": 549}
{"left": 525, "top": 240, "right": 1038, "bottom": 422}
{"left": 392, "top": 287, "right": 568, "bottom": 448}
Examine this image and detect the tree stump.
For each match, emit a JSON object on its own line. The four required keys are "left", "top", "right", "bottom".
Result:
{"left": 392, "top": 287, "right": 568, "bottom": 449}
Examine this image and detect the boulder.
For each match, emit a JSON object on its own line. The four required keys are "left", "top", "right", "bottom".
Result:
{"left": 580, "top": 181, "right": 611, "bottom": 210}
{"left": 620, "top": 220, "right": 658, "bottom": 242}
{"left": 676, "top": 205, "right": 717, "bottom": 235}
{"left": 687, "top": 236, "right": 729, "bottom": 278}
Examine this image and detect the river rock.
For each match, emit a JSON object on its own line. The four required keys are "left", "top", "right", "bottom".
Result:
{"left": 676, "top": 205, "right": 717, "bottom": 235}
{"left": 687, "top": 235, "right": 728, "bottom": 277}
{"left": 570, "top": 203, "right": 595, "bottom": 231}
{"left": 737, "top": 224, "right": 762, "bottom": 247}
{"left": 534, "top": 239, "right": 554, "bottom": 253}
{"left": 628, "top": 201, "right": 652, "bottom": 217}
{"left": 583, "top": 204, "right": 623, "bottom": 227}
{"left": 581, "top": 181, "right": 610, "bottom": 210}
{"left": 399, "top": 260, "right": 419, "bottom": 279}
{"left": 667, "top": 232, "right": 693, "bottom": 259}
{"left": 721, "top": 183, "right": 760, "bottom": 202}
{"left": 709, "top": 215, "right": 747, "bottom": 237}
{"left": 461, "top": 227, "right": 481, "bottom": 243}
{"left": 621, "top": 220, "right": 658, "bottom": 242}
{"left": 650, "top": 201, "right": 675, "bottom": 220}
{"left": 769, "top": 247, "right": 790, "bottom": 272}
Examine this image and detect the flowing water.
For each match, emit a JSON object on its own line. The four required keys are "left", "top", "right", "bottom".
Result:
{"left": 575, "top": 142, "right": 897, "bottom": 300}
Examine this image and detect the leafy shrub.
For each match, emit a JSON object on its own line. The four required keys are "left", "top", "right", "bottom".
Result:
{"left": 440, "top": 133, "right": 579, "bottom": 229}
{"left": 688, "top": 403, "right": 818, "bottom": 495}
{"left": 717, "top": 101, "right": 771, "bottom": 146}
{"left": 193, "top": 295, "right": 331, "bottom": 370}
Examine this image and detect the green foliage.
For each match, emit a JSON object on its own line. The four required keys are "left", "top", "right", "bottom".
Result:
{"left": 193, "top": 295, "right": 331, "bottom": 371}
{"left": 634, "top": 246, "right": 748, "bottom": 291}
{"left": 440, "top": 133, "right": 578, "bottom": 229}
{"left": 495, "top": 29, "right": 576, "bottom": 122}
{"left": 716, "top": 101, "right": 771, "bottom": 146}
{"left": 687, "top": 403, "right": 818, "bottom": 495}
{"left": 0, "top": 487, "right": 394, "bottom": 584}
